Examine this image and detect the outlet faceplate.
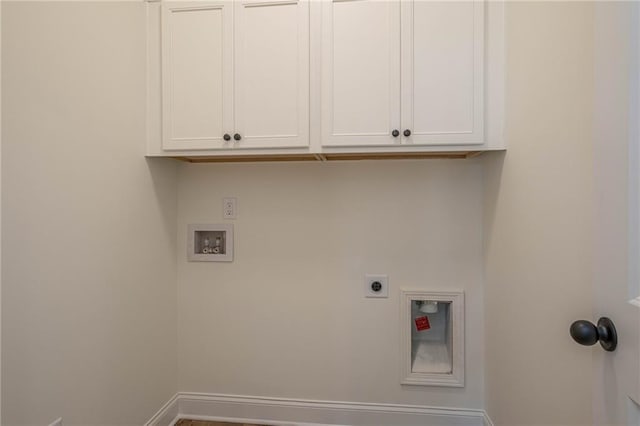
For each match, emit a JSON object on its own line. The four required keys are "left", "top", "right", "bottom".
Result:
{"left": 223, "top": 197, "right": 237, "bottom": 219}
{"left": 365, "top": 274, "right": 389, "bottom": 298}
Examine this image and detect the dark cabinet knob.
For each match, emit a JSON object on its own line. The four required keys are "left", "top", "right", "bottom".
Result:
{"left": 234, "top": 133, "right": 242, "bottom": 141}
{"left": 570, "top": 317, "right": 617, "bottom": 352}
{"left": 403, "top": 129, "right": 412, "bottom": 137}
{"left": 392, "top": 129, "right": 400, "bottom": 138}
{"left": 223, "top": 134, "right": 231, "bottom": 141}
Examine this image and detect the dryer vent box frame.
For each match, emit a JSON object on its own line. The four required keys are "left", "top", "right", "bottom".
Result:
{"left": 187, "top": 224, "right": 233, "bottom": 262}
{"left": 400, "top": 289, "right": 464, "bottom": 387}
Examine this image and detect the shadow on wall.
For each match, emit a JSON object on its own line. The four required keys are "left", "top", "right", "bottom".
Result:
{"left": 480, "top": 150, "right": 504, "bottom": 422}
{"left": 146, "top": 157, "right": 179, "bottom": 246}
{"left": 482, "top": 151, "right": 506, "bottom": 258}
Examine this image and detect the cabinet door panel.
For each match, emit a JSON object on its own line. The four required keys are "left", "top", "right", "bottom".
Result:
{"left": 402, "top": 0, "right": 484, "bottom": 145}
{"left": 235, "top": 0, "right": 309, "bottom": 148}
{"left": 322, "top": 0, "right": 401, "bottom": 146}
{"left": 161, "top": 2, "right": 233, "bottom": 150}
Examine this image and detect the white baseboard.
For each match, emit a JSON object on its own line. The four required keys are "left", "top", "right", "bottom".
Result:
{"left": 145, "top": 393, "right": 179, "bottom": 426}
{"left": 146, "top": 392, "right": 489, "bottom": 426}
{"left": 482, "top": 411, "right": 494, "bottom": 426}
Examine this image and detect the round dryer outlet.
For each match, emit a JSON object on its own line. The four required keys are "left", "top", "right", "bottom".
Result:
{"left": 365, "top": 274, "right": 389, "bottom": 298}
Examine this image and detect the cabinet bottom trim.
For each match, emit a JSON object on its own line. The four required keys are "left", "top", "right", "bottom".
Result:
{"left": 170, "top": 151, "right": 485, "bottom": 163}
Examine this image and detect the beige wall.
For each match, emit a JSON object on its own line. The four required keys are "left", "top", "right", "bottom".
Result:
{"left": 484, "top": 2, "right": 594, "bottom": 425}
{"left": 176, "top": 160, "right": 485, "bottom": 408}
{"left": 1, "top": 3, "right": 178, "bottom": 425}
{"left": 0, "top": 1, "right": 607, "bottom": 425}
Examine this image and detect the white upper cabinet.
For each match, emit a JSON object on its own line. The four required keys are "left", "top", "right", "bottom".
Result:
{"left": 161, "top": 0, "right": 309, "bottom": 151}
{"left": 148, "top": 0, "right": 503, "bottom": 158}
{"left": 321, "top": 0, "right": 485, "bottom": 148}
{"left": 162, "top": 2, "right": 233, "bottom": 150}
{"left": 235, "top": 1, "right": 309, "bottom": 149}
{"left": 321, "top": 0, "right": 401, "bottom": 147}
{"left": 401, "top": 1, "right": 484, "bottom": 145}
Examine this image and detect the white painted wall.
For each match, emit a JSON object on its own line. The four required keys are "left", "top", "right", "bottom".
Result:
{"left": 2, "top": 2, "right": 178, "bottom": 425}
{"left": 484, "top": 2, "right": 594, "bottom": 425}
{"left": 176, "top": 160, "right": 485, "bottom": 409}
{"left": 0, "top": 1, "right": 610, "bottom": 425}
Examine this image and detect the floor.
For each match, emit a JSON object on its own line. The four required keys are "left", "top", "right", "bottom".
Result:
{"left": 175, "top": 420, "right": 266, "bottom": 426}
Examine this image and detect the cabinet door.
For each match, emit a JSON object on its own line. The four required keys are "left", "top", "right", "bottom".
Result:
{"left": 321, "top": 0, "right": 401, "bottom": 147}
{"left": 234, "top": 0, "right": 309, "bottom": 149}
{"left": 401, "top": 0, "right": 484, "bottom": 145}
{"left": 161, "top": 1, "right": 233, "bottom": 150}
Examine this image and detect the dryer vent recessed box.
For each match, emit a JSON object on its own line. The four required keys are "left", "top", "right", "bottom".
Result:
{"left": 187, "top": 224, "right": 233, "bottom": 262}
{"left": 400, "top": 289, "right": 464, "bottom": 387}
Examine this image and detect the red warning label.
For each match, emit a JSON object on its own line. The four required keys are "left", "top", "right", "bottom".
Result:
{"left": 414, "top": 316, "right": 431, "bottom": 331}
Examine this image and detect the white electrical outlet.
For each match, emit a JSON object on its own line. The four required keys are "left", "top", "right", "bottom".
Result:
{"left": 365, "top": 274, "right": 389, "bottom": 298}
{"left": 223, "top": 197, "right": 237, "bottom": 219}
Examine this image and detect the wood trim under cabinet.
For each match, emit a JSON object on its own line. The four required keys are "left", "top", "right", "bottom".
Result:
{"left": 169, "top": 151, "right": 484, "bottom": 163}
